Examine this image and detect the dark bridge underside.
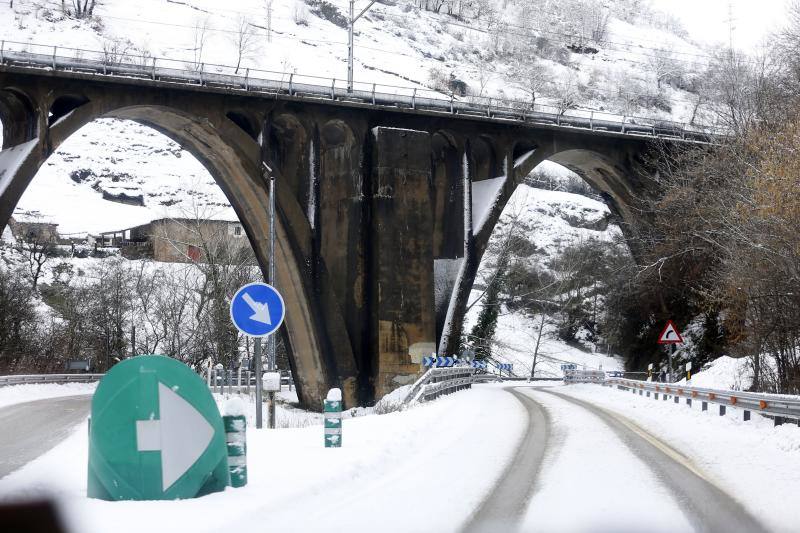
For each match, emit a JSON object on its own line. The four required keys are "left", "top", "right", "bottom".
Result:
{"left": 0, "top": 67, "right": 664, "bottom": 408}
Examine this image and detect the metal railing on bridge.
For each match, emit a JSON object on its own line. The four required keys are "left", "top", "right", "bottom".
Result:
{"left": 0, "top": 40, "right": 725, "bottom": 142}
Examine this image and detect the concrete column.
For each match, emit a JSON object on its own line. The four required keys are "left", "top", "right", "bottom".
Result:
{"left": 370, "top": 127, "right": 435, "bottom": 399}
{"left": 438, "top": 141, "right": 475, "bottom": 359}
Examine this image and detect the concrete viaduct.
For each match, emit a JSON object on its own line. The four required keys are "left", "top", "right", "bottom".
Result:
{"left": 0, "top": 53, "right": 695, "bottom": 408}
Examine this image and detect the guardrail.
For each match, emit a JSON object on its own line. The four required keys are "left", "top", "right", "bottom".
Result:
{"left": 206, "top": 367, "right": 295, "bottom": 395}
{"left": 0, "top": 39, "right": 725, "bottom": 142}
{"left": 403, "top": 366, "right": 477, "bottom": 404}
{"left": 604, "top": 377, "right": 800, "bottom": 425}
{"left": 0, "top": 373, "right": 104, "bottom": 387}
{"left": 564, "top": 369, "right": 606, "bottom": 383}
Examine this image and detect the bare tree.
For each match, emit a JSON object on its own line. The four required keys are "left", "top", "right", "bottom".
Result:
{"left": 553, "top": 71, "right": 579, "bottom": 115}
{"left": 648, "top": 46, "right": 683, "bottom": 89}
{"left": 99, "top": 37, "right": 131, "bottom": 66}
{"left": 230, "top": 16, "right": 259, "bottom": 74}
{"left": 189, "top": 16, "right": 212, "bottom": 72}
{"left": 15, "top": 236, "right": 51, "bottom": 290}
{"left": 510, "top": 58, "right": 550, "bottom": 108}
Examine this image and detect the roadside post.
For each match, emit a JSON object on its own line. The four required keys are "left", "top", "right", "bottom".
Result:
{"left": 214, "top": 363, "right": 223, "bottom": 394}
{"left": 686, "top": 361, "right": 692, "bottom": 382}
{"left": 324, "top": 388, "right": 343, "bottom": 448}
{"left": 647, "top": 363, "right": 653, "bottom": 381}
{"left": 223, "top": 398, "right": 247, "bottom": 488}
{"left": 87, "top": 355, "right": 230, "bottom": 500}
{"left": 230, "top": 282, "right": 286, "bottom": 429}
{"left": 657, "top": 320, "right": 684, "bottom": 382}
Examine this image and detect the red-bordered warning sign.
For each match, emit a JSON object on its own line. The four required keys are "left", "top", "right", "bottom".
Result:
{"left": 657, "top": 320, "right": 684, "bottom": 344}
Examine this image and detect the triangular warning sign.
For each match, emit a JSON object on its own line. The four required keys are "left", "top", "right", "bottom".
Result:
{"left": 658, "top": 320, "right": 684, "bottom": 344}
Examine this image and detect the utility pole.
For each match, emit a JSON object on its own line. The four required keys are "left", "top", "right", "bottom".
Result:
{"left": 267, "top": 163, "right": 277, "bottom": 429}
{"left": 255, "top": 337, "right": 263, "bottom": 428}
{"left": 347, "top": 0, "right": 377, "bottom": 93}
{"left": 265, "top": 0, "right": 273, "bottom": 43}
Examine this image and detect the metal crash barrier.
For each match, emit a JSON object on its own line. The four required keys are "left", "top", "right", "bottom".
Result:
{"left": 603, "top": 377, "right": 800, "bottom": 425}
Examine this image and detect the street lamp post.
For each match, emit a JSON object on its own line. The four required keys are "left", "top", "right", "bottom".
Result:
{"left": 348, "top": 0, "right": 377, "bottom": 93}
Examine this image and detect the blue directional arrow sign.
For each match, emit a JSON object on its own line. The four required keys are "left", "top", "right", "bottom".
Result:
{"left": 230, "top": 282, "right": 285, "bottom": 337}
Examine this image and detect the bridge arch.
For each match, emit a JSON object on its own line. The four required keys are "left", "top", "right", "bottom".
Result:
{"left": 48, "top": 94, "right": 90, "bottom": 127}
{"left": 439, "top": 139, "right": 646, "bottom": 358}
{"left": 0, "top": 96, "right": 359, "bottom": 408}
{"left": 225, "top": 109, "right": 261, "bottom": 141}
{"left": 0, "top": 87, "right": 38, "bottom": 146}
{"left": 471, "top": 135, "right": 499, "bottom": 181}
{"left": 547, "top": 148, "right": 637, "bottom": 221}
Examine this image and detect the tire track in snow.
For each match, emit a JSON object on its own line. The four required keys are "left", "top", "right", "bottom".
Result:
{"left": 462, "top": 387, "right": 550, "bottom": 533}
{"left": 539, "top": 388, "right": 769, "bottom": 533}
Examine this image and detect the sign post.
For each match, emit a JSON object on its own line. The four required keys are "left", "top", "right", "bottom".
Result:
{"left": 657, "top": 320, "right": 684, "bottom": 383}
{"left": 230, "top": 282, "right": 286, "bottom": 429}
{"left": 647, "top": 363, "right": 654, "bottom": 381}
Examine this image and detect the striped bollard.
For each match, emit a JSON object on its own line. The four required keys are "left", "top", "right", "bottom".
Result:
{"left": 223, "top": 398, "right": 247, "bottom": 487}
{"left": 324, "top": 388, "right": 342, "bottom": 448}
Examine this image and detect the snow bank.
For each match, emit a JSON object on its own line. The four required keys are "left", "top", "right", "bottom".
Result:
{"left": 0, "top": 382, "right": 96, "bottom": 410}
{"left": 678, "top": 355, "right": 753, "bottom": 390}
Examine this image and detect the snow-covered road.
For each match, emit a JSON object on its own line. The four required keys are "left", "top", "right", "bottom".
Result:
{"left": 522, "top": 387, "right": 765, "bottom": 533}
{"left": 466, "top": 385, "right": 766, "bottom": 533}
{"left": 0, "top": 395, "right": 91, "bottom": 478}
{"left": 0, "top": 383, "right": 795, "bottom": 532}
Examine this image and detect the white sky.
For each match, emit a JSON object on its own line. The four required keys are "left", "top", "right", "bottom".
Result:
{"left": 651, "top": 0, "right": 791, "bottom": 50}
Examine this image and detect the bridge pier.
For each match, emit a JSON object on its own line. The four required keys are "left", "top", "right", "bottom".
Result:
{"left": 370, "top": 127, "right": 436, "bottom": 398}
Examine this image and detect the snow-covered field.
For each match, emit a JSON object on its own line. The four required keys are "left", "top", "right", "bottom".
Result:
{"left": 0, "top": 385, "right": 527, "bottom": 533}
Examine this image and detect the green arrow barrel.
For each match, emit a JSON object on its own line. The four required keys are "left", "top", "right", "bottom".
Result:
{"left": 324, "top": 398, "right": 342, "bottom": 448}
{"left": 223, "top": 415, "right": 247, "bottom": 487}
{"left": 87, "top": 355, "right": 230, "bottom": 501}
